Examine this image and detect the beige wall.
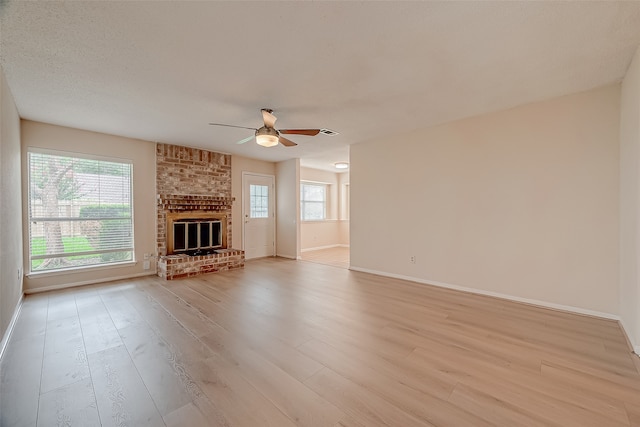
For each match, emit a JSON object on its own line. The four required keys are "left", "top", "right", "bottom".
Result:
{"left": 338, "top": 171, "right": 350, "bottom": 246}
{"left": 300, "top": 167, "right": 350, "bottom": 250}
{"left": 351, "top": 85, "right": 620, "bottom": 315}
{"left": 620, "top": 45, "right": 640, "bottom": 352}
{"left": 276, "top": 158, "right": 300, "bottom": 259}
{"left": 0, "top": 65, "right": 23, "bottom": 347}
{"left": 21, "top": 121, "right": 157, "bottom": 292}
{"left": 231, "top": 155, "right": 276, "bottom": 251}
{"left": 301, "top": 220, "right": 343, "bottom": 250}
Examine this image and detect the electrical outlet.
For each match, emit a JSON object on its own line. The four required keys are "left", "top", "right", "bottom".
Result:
{"left": 143, "top": 260, "right": 150, "bottom": 270}
{"left": 410, "top": 255, "right": 416, "bottom": 264}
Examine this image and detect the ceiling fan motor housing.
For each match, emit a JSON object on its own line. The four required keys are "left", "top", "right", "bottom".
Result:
{"left": 256, "top": 126, "right": 279, "bottom": 137}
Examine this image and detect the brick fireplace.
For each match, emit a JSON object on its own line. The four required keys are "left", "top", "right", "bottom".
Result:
{"left": 156, "top": 144, "right": 244, "bottom": 280}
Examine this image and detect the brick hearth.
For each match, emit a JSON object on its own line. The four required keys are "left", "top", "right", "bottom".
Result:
{"left": 157, "top": 250, "right": 244, "bottom": 280}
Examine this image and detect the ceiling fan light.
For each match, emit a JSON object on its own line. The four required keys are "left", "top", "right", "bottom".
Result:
{"left": 334, "top": 162, "right": 349, "bottom": 169}
{"left": 256, "top": 134, "right": 279, "bottom": 147}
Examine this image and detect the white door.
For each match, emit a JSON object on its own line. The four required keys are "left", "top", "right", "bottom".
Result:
{"left": 243, "top": 173, "right": 275, "bottom": 259}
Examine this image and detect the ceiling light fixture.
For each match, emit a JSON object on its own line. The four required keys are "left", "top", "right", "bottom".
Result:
{"left": 334, "top": 162, "right": 349, "bottom": 169}
{"left": 255, "top": 127, "right": 280, "bottom": 147}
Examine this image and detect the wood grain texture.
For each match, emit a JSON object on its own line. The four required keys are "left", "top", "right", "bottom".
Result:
{"left": 88, "top": 345, "right": 164, "bottom": 426}
{"left": 1, "top": 257, "right": 639, "bottom": 426}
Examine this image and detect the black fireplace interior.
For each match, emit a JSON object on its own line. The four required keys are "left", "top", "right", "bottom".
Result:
{"left": 173, "top": 219, "right": 222, "bottom": 256}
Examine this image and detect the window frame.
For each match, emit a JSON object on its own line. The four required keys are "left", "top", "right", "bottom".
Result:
{"left": 300, "top": 181, "right": 327, "bottom": 221}
{"left": 26, "top": 148, "right": 135, "bottom": 275}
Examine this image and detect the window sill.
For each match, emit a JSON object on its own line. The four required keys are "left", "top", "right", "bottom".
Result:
{"left": 26, "top": 260, "right": 137, "bottom": 278}
{"left": 301, "top": 219, "right": 348, "bottom": 224}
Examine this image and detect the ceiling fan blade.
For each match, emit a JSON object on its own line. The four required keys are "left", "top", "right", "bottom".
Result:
{"left": 262, "top": 109, "right": 277, "bottom": 128}
{"left": 209, "top": 123, "right": 257, "bottom": 131}
{"left": 279, "top": 129, "right": 321, "bottom": 136}
{"left": 236, "top": 135, "right": 254, "bottom": 145}
{"left": 279, "top": 136, "right": 297, "bottom": 147}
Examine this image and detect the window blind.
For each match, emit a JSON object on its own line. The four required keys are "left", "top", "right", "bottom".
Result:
{"left": 300, "top": 182, "right": 326, "bottom": 221}
{"left": 27, "top": 150, "right": 134, "bottom": 273}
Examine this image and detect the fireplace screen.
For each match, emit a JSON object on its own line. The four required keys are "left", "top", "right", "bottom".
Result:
{"left": 173, "top": 219, "right": 222, "bottom": 253}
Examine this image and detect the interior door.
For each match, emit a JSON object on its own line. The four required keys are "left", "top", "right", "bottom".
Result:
{"left": 243, "top": 173, "right": 275, "bottom": 259}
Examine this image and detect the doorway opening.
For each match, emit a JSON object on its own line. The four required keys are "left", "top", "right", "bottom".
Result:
{"left": 299, "top": 166, "right": 349, "bottom": 269}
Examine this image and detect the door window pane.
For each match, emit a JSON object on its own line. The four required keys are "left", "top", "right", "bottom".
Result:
{"left": 250, "top": 184, "right": 269, "bottom": 218}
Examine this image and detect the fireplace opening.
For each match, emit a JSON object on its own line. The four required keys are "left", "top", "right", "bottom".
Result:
{"left": 166, "top": 212, "right": 227, "bottom": 256}
{"left": 173, "top": 219, "right": 222, "bottom": 255}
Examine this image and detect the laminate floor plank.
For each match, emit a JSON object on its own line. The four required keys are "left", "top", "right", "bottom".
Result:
{"left": 303, "top": 325, "right": 455, "bottom": 400}
{"left": 188, "top": 355, "right": 297, "bottom": 427}
{"left": 40, "top": 310, "right": 91, "bottom": 395}
{"left": 76, "top": 295, "right": 123, "bottom": 356}
{"left": 45, "top": 294, "right": 78, "bottom": 323}
{"left": 2, "top": 257, "right": 640, "bottom": 427}
{"left": 298, "top": 338, "right": 494, "bottom": 427}
{"left": 407, "top": 346, "right": 630, "bottom": 427}
{"left": 88, "top": 345, "right": 165, "bottom": 427}
{"left": 333, "top": 416, "right": 366, "bottom": 427}
{"left": 98, "top": 290, "right": 145, "bottom": 330}
{"left": 0, "top": 333, "right": 46, "bottom": 427}
{"left": 7, "top": 295, "right": 48, "bottom": 345}
{"left": 199, "top": 316, "right": 323, "bottom": 383}
{"left": 304, "top": 367, "right": 433, "bottom": 427}
{"left": 37, "top": 377, "right": 100, "bottom": 427}
{"left": 178, "top": 279, "right": 313, "bottom": 348}
{"left": 163, "top": 402, "right": 210, "bottom": 427}
{"left": 300, "top": 247, "right": 349, "bottom": 269}
{"left": 116, "top": 321, "right": 202, "bottom": 416}
{"left": 202, "top": 333, "right": 345, "bottom": 427}
{"left": 447, "top": 383, "right": 558, "bottom": 427}
{"left": 540, "top": 360, "right": 640, "bottom": 402}
{"left": 117, "top": 286, "right": 215, "bottom": 367}
{"left": 137, "top": 280, "right": 221, "bottom": 338}
{"left": 625, "top": 401, "right": 640, "bottom": 426}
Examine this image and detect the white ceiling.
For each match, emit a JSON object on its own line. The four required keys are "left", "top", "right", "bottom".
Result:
{"left": 1, "top": 1, "right": 640, "bottom": 172}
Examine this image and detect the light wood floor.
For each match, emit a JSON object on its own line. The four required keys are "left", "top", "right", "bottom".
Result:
{"left": 2, "top": 257, "right": 640, "bottom": 427}
{"left": 300, "top": 246, "right": 350, "bottom": 269}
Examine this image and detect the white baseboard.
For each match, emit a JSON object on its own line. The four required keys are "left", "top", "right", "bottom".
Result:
{"left": 276, "top": 253, "right": 298, "bottom": 260}
{"left": 302, "top": 244, "right": 340, "bottom": 252}
{"left": 24, "top": 271, "right": 157, "bottom": 294}
{"left": 301, "top": 244, "right": 350, "bottom": 252}
{"left": 0, "top": 293, "right": 24, "bottom": 361}
{"left": 619, "top": 317, "right": 640, "bottom": 356}
{"left": 348, "top": 266, "right": 619, "bottom": 321}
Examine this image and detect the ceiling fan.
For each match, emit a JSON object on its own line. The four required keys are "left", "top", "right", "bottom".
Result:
{"left": 209, "top": 108, "right": 320, "bottom": 148}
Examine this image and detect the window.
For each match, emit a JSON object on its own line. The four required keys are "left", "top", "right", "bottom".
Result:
{"left": 301, "top": 182, "right": 326, "bottom": 221}
{"left": 249, "top": 184, "right": 269, "bottom": 218}
{"left": 27, "top": 150, "right": 134, "bottom": 273}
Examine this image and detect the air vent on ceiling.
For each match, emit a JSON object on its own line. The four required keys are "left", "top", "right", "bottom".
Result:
{"left": 319, "top": 128, "right": 339, "bottom": 136}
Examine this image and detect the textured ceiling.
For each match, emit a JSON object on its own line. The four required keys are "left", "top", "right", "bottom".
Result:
{"left": 1, "top": 1, "right": 640, "bottom": 172}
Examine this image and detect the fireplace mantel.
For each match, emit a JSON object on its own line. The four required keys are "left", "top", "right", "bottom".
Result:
{"left": 157, "top": 194, "right": 234, "bottom": 211}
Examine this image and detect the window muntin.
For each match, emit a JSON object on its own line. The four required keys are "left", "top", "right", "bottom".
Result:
{"left": 301, "top": 182, "right": 326, "bottom": 221}
{"left": 27, "top": 150, "right": 134, "bottom": 273}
